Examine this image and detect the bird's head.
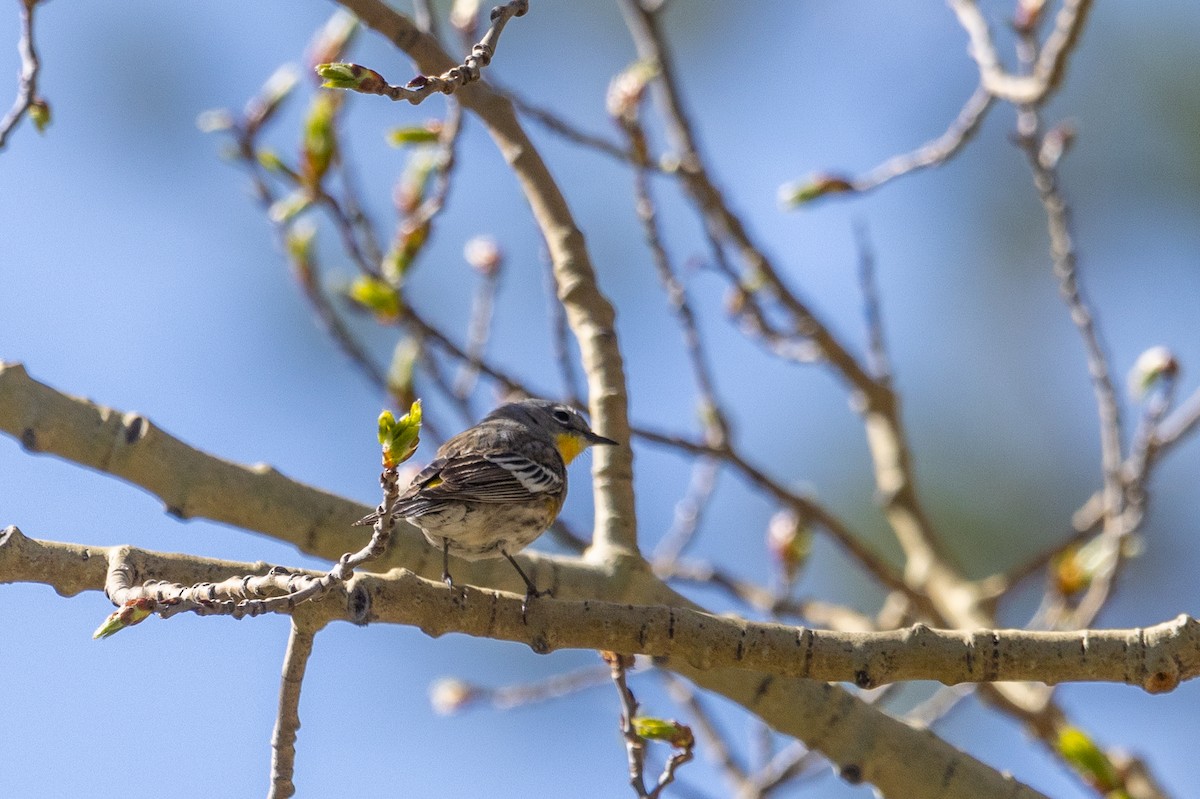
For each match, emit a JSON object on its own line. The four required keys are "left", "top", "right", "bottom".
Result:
{"left": 492, "top": 399, "right": 619, "bottom": 464}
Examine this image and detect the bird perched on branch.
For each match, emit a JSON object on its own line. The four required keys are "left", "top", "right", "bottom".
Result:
{"left": 359, "top": 398, "right": 617, "bottom": 605}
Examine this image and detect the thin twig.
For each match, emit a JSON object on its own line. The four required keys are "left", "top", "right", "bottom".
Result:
{"left": 852, "top": 219, "right": 891, "bottom": 383}
{"left": 619, "top": 101, "right": 731, "bottom": 446}
{"left": 619, "top": 0, "right": 957, "bottom": 607}
{"left": 292, "top": 239, "right": 391, "bottom": 389}
{"left": 609, "top": 652, "right": 652, "bottom": 798}
{"left": 99, "top": 464, "right": 403, "bottom": 625}
{"left": 1015, "top": 107, "right": 1128, "bottom": 631}
{"left": 790, "top": 84, "right": 993, "bottom": 199}
{"left": 0, "top": 0, "right": 43, "bottom": 151}
{"left": 454, "top": 243, "right": 501, "bottom": 397}
{"left": 320, "top": 0, "right": 528, "bottom": 105}
{"left": 634, "top": 425, "right": 916, "bottom": 604}
{"left": 495, "top": 78, "right": 637, "bottom": 165}
{"left": 544, "top": 252, "right": 584, "bottom": 407}
{"left": 268, "top": 616, "right": 321, "bottom": 799}
{"left": 606, "top": 652, "right": 694, "bottom": 799}
{"left": 659, "top": 672, "right": 749, "bottom": 793}
{"left": 651, "top": 458, "right": 719, "bottom": 565}
{"left": 1018, "top": 108, "right": 1123, "bottom": 528}
{"left": 431, "top": 664, "right": 613, "bottom": 714}
{"left": 408, "top": 98, "right": 465, "bottom": 231}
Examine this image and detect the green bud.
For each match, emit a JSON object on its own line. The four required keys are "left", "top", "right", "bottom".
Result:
{"left": 302, "top": 92, "right": 339, "bottom": 188}
{"left": 386, "top": 124, "right": 442, "bottom": 147}
{"left": 28, "top": 98, "right": 51, "bottom": 133}
{"left": 349, "top": 275, "right": 403, "bottom": 321}
{"left": 383, "top": 222, "right": 430, "bottom": 284}
{"left": 606, "top": 59, "right": 659, "bottom": 120}
{"left": 378, "top": 400, "right": 422, "bottom": 468}
{"left": 92, "top": 599, "right": 154, "bottom": 639}
{"left": 632, "top": 717, "right": 695, "bottom": 749}
{"left": 315, "top": 62, "right": 388, "bottom": 94}
{"left": 257, "top": 149, "right": 285, "bottom": 173}
{"left": 1128, "top": 346, "right": 1178, "bottom": 399}
{"left": 285, "top": 219, "right": 317, "bottom": 262}
{"left": 387, "top": 337, "right": 421, "bottom": 409}
{"left": 1056, "top": 727, "right": 1121, "bottom": 793}
{"left": 768, "top": 509, "right": 812, "bottom": 583}
{"left": 778, "top": 174, "right": 855, "bottom": 208}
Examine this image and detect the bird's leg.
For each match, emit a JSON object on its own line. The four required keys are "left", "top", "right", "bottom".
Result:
{"left": 442, "top": 538, "right": 466, "bottom": 601}
{"left": 502, "top": 549, "right": 551, "bottom": 621}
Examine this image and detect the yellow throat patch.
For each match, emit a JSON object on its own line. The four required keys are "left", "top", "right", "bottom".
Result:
{"left": 555, "top": 433, "right": 587, "bottom": 464}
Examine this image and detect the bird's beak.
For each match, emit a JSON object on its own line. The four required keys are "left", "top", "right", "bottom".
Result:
{"left": 586, "top": 431, "right": 619, "bottom": 446}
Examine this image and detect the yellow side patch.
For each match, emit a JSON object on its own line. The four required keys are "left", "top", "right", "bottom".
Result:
{"left": 555, "top": 433, "right": 586, "bottom": 464}
{"left": 424, "top": 476, "right": 444, "bottom": 489}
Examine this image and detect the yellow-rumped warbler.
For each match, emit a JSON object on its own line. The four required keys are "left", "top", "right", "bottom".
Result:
{"left": 360, "top": 399, "right": 617, "bottom": 601}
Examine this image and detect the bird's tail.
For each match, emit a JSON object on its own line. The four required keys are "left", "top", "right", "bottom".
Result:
{"left": 353, "top": 510, "right": 381, "bottom": 527}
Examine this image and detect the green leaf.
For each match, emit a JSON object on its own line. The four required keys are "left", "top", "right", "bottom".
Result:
{"left": 378, "top": 400, "right": 422, "bottom": 468}
{"left": 386, "top": 125, "right": 442, "bottom": 147}
{"left": 1057, "top": 727, "right": 1120, "bottom": 792}
{"left": 348, "top": 276, "right": 402, "bottom": 321}
{"left": 302, "top": 92, "right": 340, "bottom": 188}
{"left": 256, "top": 149, "right": 285, "bottom": 173}
{"left": 387, "top": 337, "right": 421, "bottom": 408}
{"left": 382, "top": 222, "right": 430, "bottom": 284}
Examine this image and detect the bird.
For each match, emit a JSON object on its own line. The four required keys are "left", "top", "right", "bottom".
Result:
{"left": 359, "top": 398, "right": 618, "bottom": 604}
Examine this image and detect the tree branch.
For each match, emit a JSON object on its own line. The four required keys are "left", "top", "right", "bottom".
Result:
{"left": 0, "top": 0, "right": 45, "bottom": 151}
{"left": 268, "top": 615, "right": 322, "bottom": 799}
{"left": 9, "top": 528, "right": 1198, "bottom": 693}
{"left": 947, "top": 0, "right": 1093, "bottom": 104}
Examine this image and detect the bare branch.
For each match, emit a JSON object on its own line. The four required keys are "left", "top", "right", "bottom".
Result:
{"left": 852, "top": 220, "right": 891, "bottom": 383}
{"left": 268, "top": 616, "right": 322, "bottom": 799}
{"left": 784, "top": 85, "right": 993, "bottom": 204}
{"left": 1, "top": 525, "right": 1054, "bottom": 798}
{"left": 316, "top": 0, "right": 528, "bottom": 105}
{"left": 11, "top": 526, "right": 1200, "bottom": 692}
{"left": 0, "top": 0, "right": 45, "bottom": 151}
{"left": 430, "top": 664, "right": 612, "bottom": 714}
{"left": 947, "top": 0, "right": 1094, "bottom": 104}
{"left": 496, "top": 78, "right": 637, "bottom": 165}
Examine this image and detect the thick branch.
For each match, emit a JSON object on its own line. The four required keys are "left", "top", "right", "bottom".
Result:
{"left": 7, "top": 528, "right": 1197, "bottom": 693}
{"left": 0, "top": 361, "right": 372, "bottom": 559}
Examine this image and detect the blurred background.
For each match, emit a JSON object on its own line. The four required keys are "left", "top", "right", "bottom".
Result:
{"left": 2, "top": 1, "right": 1199, "bottom": 796}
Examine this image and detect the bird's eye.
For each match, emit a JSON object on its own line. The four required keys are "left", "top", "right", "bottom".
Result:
{"left": 552, "top": 408, "right": 573, "bottom": 425}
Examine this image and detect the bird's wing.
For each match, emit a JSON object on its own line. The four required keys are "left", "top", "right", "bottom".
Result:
{"left": 482, "top": 452, "right": 564, "bottom": 495}
{"left": 397, "top": 452, "right": 563, "bottom": 511}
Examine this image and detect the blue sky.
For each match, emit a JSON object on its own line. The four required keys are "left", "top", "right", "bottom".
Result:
{"left": 3, "top": 2, "right": 1200, "bottom": 797}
